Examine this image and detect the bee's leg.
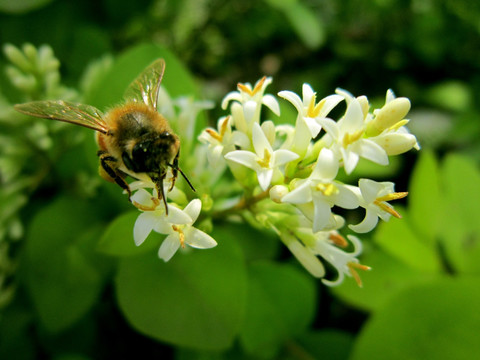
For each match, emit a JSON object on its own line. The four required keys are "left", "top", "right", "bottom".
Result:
{"left": 97, "top": 150, "right": 132, "bottom": 200}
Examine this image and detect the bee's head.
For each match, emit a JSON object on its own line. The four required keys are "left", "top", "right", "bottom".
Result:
{"left": 123, "top": 131, "right": 178, "bottom": 173}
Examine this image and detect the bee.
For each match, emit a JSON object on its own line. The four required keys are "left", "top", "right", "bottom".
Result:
{"left": 14, "top": 59, "right": 194, "bottom": 213}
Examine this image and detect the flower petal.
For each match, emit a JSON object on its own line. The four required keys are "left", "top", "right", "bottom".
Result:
{"left": 221, "top": 91, "right": 242, "bottom": 109}
{"left": 341, "top": 98, "right": 364, "bottom": 133}
{"left": 273, "top": 149, "right": 299, "bottom": 167}
{"left": 185, "top": 227, "right": 217, "bottom": 249}
{"left": 252, "top": 122, "right": 272, "bottom": 155}
{"left": 312, "top": 198, "right": 332, "bottom": 233}
{"left": 318, "top": 94, "right": 344, "bottom": 117}
{"left": 256, "top": 168, "right": 274, "bottom": 191}
{"left": 224, "top": 150, "right": 258, "bottom": 169}
{"left": 286, "top": 239, "right": 326, "bottom": 278}
{"left": 311, "top": 148, "right": 338, "bottom": 180}
{"left": 349, "top": 209, "right": 379, "bottom": 233}
{"left": 356, "top": 139, "right": 389, "bottom": 165}
{"left": 183, "top": 199, "right": 202, "bottom": 223}
{"left": 262, "top": 94, "right": 280, "bottom": 116}
{"left": 304, "top": 117, "right": 322, "bottom": 138}
{"left": 278, "top": 90, "right": 304, "bottom": 114}
{"left": 282, "top": 181, "right": 313, "bottom": 204}
{"left": 158, "top": 234, "right": 180, "bottom": 262}
{"left": 133, "top": 211, "right": 157, "bottom": 246}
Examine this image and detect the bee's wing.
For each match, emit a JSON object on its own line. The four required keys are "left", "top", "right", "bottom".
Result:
{"left": 14, "top": 100, "right": 108, "bottom": 134}
{"left": 124, "top": 59, "right": 165, "bottom": 111}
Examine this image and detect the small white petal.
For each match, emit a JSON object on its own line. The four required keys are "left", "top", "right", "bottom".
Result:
{"left": 341, "top": 98, "right": 364, "bottom": 133}
{"left": 334, "top": 185, "right": 360, "bottom": 209}
{"left": 165, "top": 206, "right": 193, "bottom": 225}
{"left": 373, "top": 132, "right": 418, "bottom": 156}
{"left": 304, "top": 117, "right": 322, "bottom": 138}
{"left": 349, "top": 209, "right": 379, "bottom": 233}
{"left": 286, "top": 240, "right": 325, "bottom": 278}
{"left": 221, "top": 91, "right": 242, "bottom": 109}
{"left": 131, "top": 188, "right": 155, "bottom": 207}
{"left": 358, "top": 178, "right": 384, "bottom": 203}
{"left": 243, "top": 100, "right": 258, "bottom": 124}
{"left": 311, "top": 148, "right": 338, "bottom": 180}
{"left": 318, "top": 94, "right": 344, "bottom": 117}
{"left": 341, "top": 148, "right": 359, "bottom": 174}
{"left": 317, "top": 117, "right": 340, "bottom": 139}
{"left": 252, "top": 122, "right": 273, "bottom": 155}
{"left": 312, "top": 198, "right": 332, "bottom": 233}
{"left": 183, "top": 199, "right": 202, "bottom": 223}
{"left": 133, "top": 211, "right": 157, "bottom": 246}
{"left": 224, "top": 150, "right": 258, "bottom": 169}
{"left": 262, "top": 94, "right": 280, "bottom": 116}
{"left": 356, "top": 139, "right": 389, "bottom": 165}
{"left": 257, "top": 169, "right": 274, "bottom": 191}
{"left": 158, "top": 234, "right": 181, "bottom": 262}
{"left": 282, "top": 181, "right": 313, "bottom": 204}
{"left": 185, "top": 227, "right": 217, "bottom": 249}
{"left": 278, "top": 90, "right": 304, "bottom": 114}
{"left": 302, "top": 83, "right": 315, "bottom": 105}
{"left": 273, "top": 149, "right": 299, "bottom": 167}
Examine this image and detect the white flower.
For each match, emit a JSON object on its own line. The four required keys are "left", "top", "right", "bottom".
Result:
{"left": 198, "top": 116, "right": 249, "bottom": 166}
{"left": 132, "top": 190, "right": 217, "bottom": 261}
{"left": 348, "top": 178, "right": 408, "bottom": 233}
{"left": 222, "top": 77, "right": 280, "bottom": 135}
{"left": 312, "top": 233, "right": 369, "bottom": 287}
{"left": 224, "top": 122, "right": 299, "bottom": 191}
{"left": 221, "top": 76, "right": 280, "bottom": 115}
{"left": 318, "top": 97, "right": 389, "bottom": 174}
{"left": 282, "top": 148, "right": 358, "bottom": 232}
{"left": 278, "top": 83, "right": 343, "bottom": 138}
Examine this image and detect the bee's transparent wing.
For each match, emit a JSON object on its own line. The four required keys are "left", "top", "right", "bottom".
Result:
{"left": 14, "top": 100, "right": 108, "bottom": 133}
{"left": 124, "top": 58, "right": 165, "bottom": 111}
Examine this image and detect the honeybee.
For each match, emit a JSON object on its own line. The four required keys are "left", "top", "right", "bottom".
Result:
{"left": 14, "top": 59, "right": 194, "bottom": 213}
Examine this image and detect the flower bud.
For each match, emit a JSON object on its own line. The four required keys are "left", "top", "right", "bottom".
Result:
{"left": 366, "top": 97, "right": 411, "bottom": 137}
{"left": 269, "top": 185, "right": 289, "bottom": 203}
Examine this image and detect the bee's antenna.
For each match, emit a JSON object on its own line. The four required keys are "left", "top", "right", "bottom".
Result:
{"left": 168, "top": 163, "right": 196, "bottom": 192}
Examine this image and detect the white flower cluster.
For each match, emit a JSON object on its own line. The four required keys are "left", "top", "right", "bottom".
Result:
{"left": 198, "top": 78, "right": 417, "bottom": 286}
{"left": 131, "top": 78, "right": 418, "bottom": 287}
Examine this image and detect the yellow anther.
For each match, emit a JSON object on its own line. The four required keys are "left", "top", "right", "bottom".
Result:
{"left": 329, "top": 233, "right": 348, "bottom": 248}
{"left": 373, "top": 200, "right": 402, "bottom": 218}
{"left": 348, "top": 261, "right": 371, "bottom": 288}
{"left": 237, "top": 76, "right": 267, "bottom": 96}
{"left": 342, "top": 129, "right": 364, "bottom": 148}
{"left": 315, "top": 182, "right": 337, "bottom": 196}
{"left": 376, "top": 191, "right": 408, "bottom": 202}
{"left": 256, "top": 149, "right": 272, "bottom": 168}
{"left": 306, "top": 95, "right": 323, "bottom": 118}
{"left": 132, "top": 197, "right": 161, "bottom": 211}
{"left": 206, "top": 128, "right": 222, "bottom": 142}
{"left": 219, "top": 116, "right": 231, "bottom": 137}
{"left": 388, "top": 119, "right": 409, "bottom": 132}
{"left": 172, "top": 225, "right": 186, "bottom": 248}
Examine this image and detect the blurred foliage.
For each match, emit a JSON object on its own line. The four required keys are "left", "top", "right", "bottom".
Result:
{"left": 1, "top": 0, "right": 480, "bottom": 359}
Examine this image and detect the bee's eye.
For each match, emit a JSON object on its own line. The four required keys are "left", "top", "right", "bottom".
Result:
{"left": 159, "top": 131, "right": 171, "bottom": 139}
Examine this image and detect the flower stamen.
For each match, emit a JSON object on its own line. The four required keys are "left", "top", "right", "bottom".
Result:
{"left": 343, "top": 129, "right": 365, "bottom": 148}
{"left": 206, "top": 128, "right": 222, "bottom": 142}
{"left": 329, "top": 232, "right": 348, "bottom": 248}
{"left": 348, "top": 261, "right": 371, "bottom": 287}
{"left": 315, "top": 182, "right": 338, "bottom": 196}
{"left": 237, "top": 76, "right": 267, "bottom": 96}
{"left": 256, "top": 148, "right": 272, "bottom": 168}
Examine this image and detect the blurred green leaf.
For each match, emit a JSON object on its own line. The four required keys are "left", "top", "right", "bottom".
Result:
{"left": 439, "top": 153, "right": 480, "bottom": 273}
{"left": 239, "top": 262, "right": 316, "bottom": 358}
{"left": 295, "top": 330, "right": 354, "bottom": 360}
{"left": 0, "top": 305, "right": 34, "bottom": 360}
{"left": 408, "top": 149, "right": 442, "bottom": 244}
{"left": 97, "top": 211, "right": 161, "bottom": 257}
{"left": 331, "top": 248, "right": 438, "bottom": 312}
{"left": 24, "top": 196, "right": 111, "bottom": 332}
{"left": 0, "top": 0, "right": 51, "bottom": 14}
{"left": 115, "top": 232, "right": 246, "bottom": 351}
{"left": 425, "top": 80, "right": 472, "bottom": 112}
{"left": 351, "top": 277, "right": 480, "bottom": 360}
{"left": 85, "top": 43, "right": 201, "bottom": 109}
{"left": 265, "top": 0, "right": 325, "bottom": 50}
{"left": 374, "top": 210, "right": 442, "bottom": 273}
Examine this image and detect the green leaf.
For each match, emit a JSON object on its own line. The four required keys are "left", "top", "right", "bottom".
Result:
{"left": 408, "top": 149, "right": 442, "bottom": 244}
{"left": 264, "top": 0, "right": 324, "bottom": 49}
{"left": 331, "top": 247, "right": 438, "bottom": 312}
{"left": 374, "top": 210, "right": 442, "bottom": 273}
{"left": 0, "top": 0, "right": 52, "bottom": 14}
{"left": 115, "top": 234, "right": 246, "bottom": 351}
{"left": 23, "top": 196, "right": 111, "bottom": 332}
{"left": 439, "top": 153, "right": 480, "bottom": 273}
{"left": 85, "top": 43, "right": 201, "bottom": 109}
{"left": 239, "top": 262, "right": 316, "bottom": 358}
{"left": 351, "top": 277, "right": 480, "bottom": 360}
{"left": 295, "top": 330, "right": 354, "bottom": 360}
{"left": 97, "top": 211, "right": 162, "bottom": 257}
